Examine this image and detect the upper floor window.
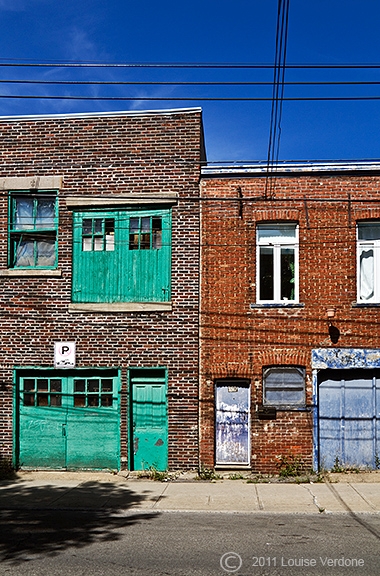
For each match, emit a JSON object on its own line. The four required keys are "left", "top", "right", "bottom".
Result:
{"left": 256, "top": 223, "right": 298, "bottom": 304}
{"left": 72, "top": 208, "right": 171, "bottom": 304}
{"left": 9, "top": 191, "right": 58, "bottom": 268}
{"left": 357, "top": 221, "right": 380, "bottom": 303}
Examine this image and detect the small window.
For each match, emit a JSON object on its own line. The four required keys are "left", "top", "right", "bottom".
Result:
{"left": 9, "top": 191, "right": 58, "bottom": 268}
{"left": 73, "top": 377, "right": 114, "bottom": 408}
{"left": 129, "top": 216, "right": 162, "bottom": 250}
{"left": 357, "top": 222, "right": 380, "bottom": 303}
{"left": 257, "top": 223, "right": 298, "bottom": 303}
{"left": 82, "top": 217, "right": 115, "bottom": 252}
{"left": 263, "top": 367, "right": 305, "bottom": 408}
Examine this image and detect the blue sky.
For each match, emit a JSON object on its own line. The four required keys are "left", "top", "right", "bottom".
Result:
{"left": 0, "top": 0, "right": 379, "bottom": 163}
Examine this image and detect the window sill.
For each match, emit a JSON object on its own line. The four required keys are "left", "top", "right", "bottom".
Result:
{"left": 0, "top": 269, "right": 62, "bottom": 277}
{"left": 250, "top": 303, "right": 304, "bottom": 309}
{"left": 69, "top": 302, "right": 172, "bottom": 313}
{"left": 352, "top": 302, "right": 380, "bottom": 308}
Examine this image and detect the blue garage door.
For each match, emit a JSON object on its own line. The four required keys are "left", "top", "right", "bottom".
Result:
{"left": 318, "top": 369, "right": 380, "bottom": 470}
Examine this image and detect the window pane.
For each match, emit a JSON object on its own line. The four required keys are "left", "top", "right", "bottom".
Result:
{"left": 14, "top": 198, "right": 34, "bottom": 230}
{"left": 36, "top": 238, "right": 56, "bottom": 267}
{"left": 129, "top": 218, "right": 139, "bottom": 250}
{"left": 82, "top": 237, "right": 92, "bottom": 251}
{"left": 88, "top": 396, "right": 98, "bottom": 407}
{"left": 94, "top": 237, "right": 103, "bottom": 251}
{"left": 36, "top": 199, "right": 55, "bottom": 228}
{"left": 259, "top": 246, "right": 274, "bottom": 300}
{"left": 37, "top": 379, "right": 48, "bottom": 391}
{"left": 50, "top": 395, "right": 62, "bottom": 407}
{"left": 82, "top": 219, "right": 92, "bottom": 235}
{"left": 281, "top": 247, "right": 295, "bottom": 300}
{"left": 24, "top": 394, "right": 35, "bottom": 406}
{"left": 152, "top": 217, "right": 162, "bottom": 249}
{"left": 258, "top": 224, "right": 296, "bottom": 241}
{"left": 88, "top": 379, "right": 99, "bottom": 392}
{"left": 359, "top": 247, "right": 374, "bottom": 300}
{"left": 24, "top": 379, "right": 35, "bottom": 392}
{"left": 94, "top": 219, "right": 102, "bottom": 234}
{"left": 101, "top": 379, "right": 113, "bottom": 392}
{"left": 50, "top": 379, "right": 62, "bottom": 392}
{"left": 37, "top": 394, "right": 49, "bottom": 406}
{"left": 15, "top": 238, "right": 35, "bottom": 267}
{"left": 105, "top": 219, "right": 115, "bottom": 251}
{"left": 101, "top": 395, "right": 113, "bottom": 407}
{"left": 74, "top": 380, "right": 85, "bottom": 393}
{"left": 358, "top": 223, "right": 380, "bottom": 241}
{"left": 141, "top": 217, "right": 151, "bottom": 249}
{"left": 74, "top": 395, "right": 86, "bottom": 407}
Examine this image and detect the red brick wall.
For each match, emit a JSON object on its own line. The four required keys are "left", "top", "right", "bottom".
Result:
{"left": 200, "top": 173, "right": 380, "bottom": 473}
{"left": 0, "top": 109, "right": 203, "bottom": 470}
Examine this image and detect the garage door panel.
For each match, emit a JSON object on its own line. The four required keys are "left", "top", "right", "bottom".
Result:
{"left": 66, "top": 409, "right": 119, "bottom": 470}
{"left": 318, "top": 369, "right": 380, "bottom": 470}
{"left": 19, "top": 406, "right": 66, "bottom": 469}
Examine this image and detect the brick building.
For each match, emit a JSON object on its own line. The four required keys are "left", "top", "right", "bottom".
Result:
{"left": 200, "top": 163, "right": 380, "bottom": 474}
{"left": 0, "top": 107, "right": 204, "bottom": 472}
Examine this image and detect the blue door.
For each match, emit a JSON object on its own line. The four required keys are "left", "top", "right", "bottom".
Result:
{"left": 215, "top": 381, "right": 250, "bottom": 465}
{"left": 318, "top": 369, "right": 380, "bottom": 470}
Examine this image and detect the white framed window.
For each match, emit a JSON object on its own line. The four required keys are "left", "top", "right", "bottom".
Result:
{"left": 256, "top": 223, "right": 299, "bottom": 303}
{"left": 357, "top": 222, "right": 380, "bottom": 303}
{"left": 263, "top": 366, "right": 306, "bottom": 409}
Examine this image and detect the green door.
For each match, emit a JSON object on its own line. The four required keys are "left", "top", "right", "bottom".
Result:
{"left": 17, "top": 371, "right": 120, "bottom": 470}
{"left": 130, "top": 370, "right": 168, "bottom": 471}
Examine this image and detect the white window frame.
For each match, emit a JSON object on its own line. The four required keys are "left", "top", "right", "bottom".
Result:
{"left": 357, "top": 222, "right": 380, "bottom": 303}
{"left": 256, "top": 223, "right": 299, "bottom": 304}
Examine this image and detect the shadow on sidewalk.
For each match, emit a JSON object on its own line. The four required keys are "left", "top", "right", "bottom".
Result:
{"left": 0, "top": 480, "right": 160, "bottom": 564}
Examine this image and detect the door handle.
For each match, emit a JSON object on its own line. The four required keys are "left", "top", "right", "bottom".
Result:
{"left": 62, "top": 424, "right": 67, "bottom": 437}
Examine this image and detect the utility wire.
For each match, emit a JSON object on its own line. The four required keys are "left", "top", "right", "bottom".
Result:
{"left": 265, "top": 0, "right": 290, "bottom": 199}
{"left": 1, "top": 95, "right": 380, "bottom": 101}
{"left": 1, "top": 60, "right": 380, "bottom": 69}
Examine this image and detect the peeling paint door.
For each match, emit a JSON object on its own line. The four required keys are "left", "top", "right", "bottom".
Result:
{"left": 17, "top": 371, "right": 120, "bottom": 470}
{"left": 318, "top": 369, "right": 380, "bottom": 470}
{"left": 131, "top": 370, "right": 168, "bottom": 471}
{"left": 215, "top": 381, "right": 250, "bottom": 465}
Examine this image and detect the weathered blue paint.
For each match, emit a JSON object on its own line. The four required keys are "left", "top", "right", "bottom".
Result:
{"left": 312, "top": 349, "right": 380, "bottom": 471}
{"left": 215, "top": 382, "right": 250, "bottom": 465}
{"left": 312, "top": 348, "right": 380, "bottom": 370}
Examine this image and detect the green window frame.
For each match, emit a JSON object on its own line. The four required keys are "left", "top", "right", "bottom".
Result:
{"left": 9, "top": 190, "right": 58, "bottom": 269}
{"left": 72, "top": 208, "right": 171, "bottom": 303}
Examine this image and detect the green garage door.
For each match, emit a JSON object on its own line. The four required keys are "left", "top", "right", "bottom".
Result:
{"left": 17, "top": 370, "right": 120, "bottom": 470}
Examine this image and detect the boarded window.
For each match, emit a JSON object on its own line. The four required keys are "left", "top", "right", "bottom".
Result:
{"left": 263, "top": 367, "right": 305, "bottom": 408}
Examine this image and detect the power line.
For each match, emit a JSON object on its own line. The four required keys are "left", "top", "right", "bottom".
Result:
{"left": 2, "top": 79, "right": 380, "bottom": 86}
{"left": 1, "top": 60, "right": 380, "bottom": 69}
{"left": 2, "top": 95, "right": 380, "bottom": 101}
{"left": 265, "top": 0, "right": 290, "bottom": 199}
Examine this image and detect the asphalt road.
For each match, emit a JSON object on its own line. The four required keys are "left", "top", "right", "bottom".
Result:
{"left": 1, "top": 510, "right": 380, "bottom": 575}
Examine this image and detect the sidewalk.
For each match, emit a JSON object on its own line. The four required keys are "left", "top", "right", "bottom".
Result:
{"left": 1, "top": 470, "right": 380, "bottom": 514}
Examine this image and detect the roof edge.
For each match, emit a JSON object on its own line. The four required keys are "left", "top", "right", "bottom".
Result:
{"left": 0, "top": 107, "right": 202, "bottom": 123}
{"left": 202, "top": 161, "right": 380, "bottom": 176}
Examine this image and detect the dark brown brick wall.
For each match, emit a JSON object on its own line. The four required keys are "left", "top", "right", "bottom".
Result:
{"left": 200, "top": 173, "right": 380, "bottom": 473}
{"left": 0, "top": 109, "right": 203, "bottom": 470}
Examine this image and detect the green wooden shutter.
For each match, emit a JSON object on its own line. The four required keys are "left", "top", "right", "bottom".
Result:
{"left": 72, "top": 208, "right": 171, "bottom": 303}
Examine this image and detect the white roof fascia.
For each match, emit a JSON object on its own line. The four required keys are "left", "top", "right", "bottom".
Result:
{"left": 202, "top": 161, "right": 380, "bottom": 176}
{"left": 0, "top": 107, "right": 202, "bottom": 123}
